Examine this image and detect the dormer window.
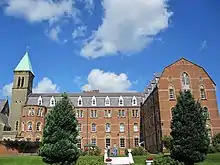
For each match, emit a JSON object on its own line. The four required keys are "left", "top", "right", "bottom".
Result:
{"left": 105, "top": 96, "right": 110, "bottom": 106}
{"left": 92, "top": 96, "right": 96, "bottom": 106}
{"left": 132, "top": 96, "right": 137, "bottom": 106}
{"left": 119, "top": 96, "right": 124, "bottom": 106}
{"left": 78, "top": 96, "right": 83, "bottom": 106}
{"left": 38, "top": 96, "right": 43, "bottom": 106}
{"left": 50, "top": 96, "right": 55, "bottom": 107}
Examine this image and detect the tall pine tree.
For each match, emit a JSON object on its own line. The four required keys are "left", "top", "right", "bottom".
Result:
{"left": 39, "top": 94, "right": 80, "bottom": 165}
{"left": 170, "top": 91, "right": 210, "bottom": 165}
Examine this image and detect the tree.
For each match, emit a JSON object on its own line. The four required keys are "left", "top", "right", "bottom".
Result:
{"left": 170, "top": 91, "right": 210, "bottom": 165}
{"left": 39, "top": 94, "right": 80, "bottom": 165}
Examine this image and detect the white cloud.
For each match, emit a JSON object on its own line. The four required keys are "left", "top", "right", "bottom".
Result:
{"left": 33, "top": 77, "right": 59, "bottom": 93}
{"left": 1, "top": 83, "right": 13, "bottom": 97}
{"left": 3, "top": 0, "right": 75, "bottom": 22}
{"left": 81, "top": 69, "right": 132, "bottom": 92}
{"left": 1, "top": 77, "right": 59, "bottom": 97}
{"left": 199, "top": 40, "right": 207, "bottom": 52}
{"left": 47, "top": 26, "right": 61, "bottom": 42}
{"left": 81, "top": 0, "right": 172, "bottom": 58}
{"left": 72, "top": 25, "right": 87, "bottom": 39}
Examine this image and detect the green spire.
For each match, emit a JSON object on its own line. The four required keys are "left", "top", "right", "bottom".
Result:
{"left": 14, "top": 52, "right": 34, "bottom": 75}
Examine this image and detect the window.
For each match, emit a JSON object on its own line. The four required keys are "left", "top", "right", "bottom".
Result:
{"left": 118, "top": 110, "right": 125, "bottom": 118}
{"left": 105, "top": 96, "right": 110, "bottom": 106}
{"left": 17, "top": 77, "right": 21, "bottom": 87}
{"left": 132, "top": 110, "right": 139, "bottom": 118}
{"left": 36, "top": 137, "right": 40, "bottom": 142}
{"left": 132, "top": 96, "right": 137, "bottom": 106}
{"left": 28, "top": 108, "right": 35, "bottom": 116}
{"left": 21, "top": 77, "right": 24, "bottom": 88}
{"left": 76, "top": 110, "right": 83, "bottom": 118}
{"left": 134, "top": 138, "right": 139, "bottom": 147}
{"left": 36, "top": 122, "right": 41, "bottom": 131}
{"left": 27, "top": 121, "right": 32, "bottom": 131}
{"left": 203, "top": 107, "right": 210, "bottom": 120}
{"left": 21, "top": 122, "right": 25, "bottom": 131}
{"left": 119, "top": 96, "right": 124, "bottom": 106}
{"left": 120, "top": 123, "right": 125, "bottom": 132}
{"left": 90, "top": 110, "right": 97, "bottom": 118}
{"left": 104, "top": 110, "right": 111, "bottom": 118}
{"left": 91, "top": 123, "right": 96, "bottom": 132}
{"left": 77, "top": 123, "right": 82, "bottom": 132}
{"left": 77, "top": 138, "right": 81, "bottom": 149}
{"left": 182, "top": 72, "right": 190, "bottom": 85}
{"left": 169, "top": 86, "right": 175, "bottom": 99}
{"left": 15, "top": 121, "right": 19, "bottom": 131}
{"left": 106, "top": 138, "right": 111, "bottom": 148}
{"left": 91, "top": 96, "right": 96, "bottom": 106}
{"left": 120, "top": 137, "right": 125, "bottom": 148}
{"left": 37, "top": 108, "right": 41, "bottom": 116}
{"left": 40, "top": 109, "right": 44, "bottom": 117}
{"left": 134, "top": 123, "right": 138, "bottom": 132}
{"left": 38, "top": 96, "right": 43, "bottom": 106}
{"left": 50, "top": 96, "right": 55, "bottom": 107}
{"left": 106, "top": 123, "right": 111, "bottom": 132}
{"left": 200, "top": 86, "right": 206, "bottom": 99}
{"left": 91, "top": 138, "right": 96, "bottom": 146}
{"left": 78, "top": 96, "right": 83, "bottom": 106}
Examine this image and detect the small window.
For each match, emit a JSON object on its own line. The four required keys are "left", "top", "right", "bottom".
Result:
{"left": 200, "top": 86, "right": 206, "bottom": 99}
{"left": 91, "top": 123, "right": 96, "bottom": 132}
{"left": 50, "top": 96, "right": 56, "bottom": 107}
{"left": 15, "top": 121, "right": 19, "bottom": 131}
{"left": 21, "top": 77, "right": 24, "bottom": 88}
{"left": 36, "top": 122, "right": 41, "bottom": 131}
{"left": 132, "top": 109, "right": 139, "bottom": 117}
{"left": 121, "top": 110, "right": 125, "bottom": 117}
{"left": 120, "top": 137, "right": 125, "bottom": 148}
{"left": 91, "top": 138, "right": 96, "bottom": 146}
{"left": 76, "top": 110, "right": 83, "bottom": 118}
{"left": 119, "top": 96, "right": 124, "bottom": 106}
{"left": 21, "top": 122, "right": 25, "bottom": 132}
{"left": 203, "top": 107, "right": 210, "bottom": 120}
{"left": 134, "top": 138, "right": 139, "bottom": 147}
{"left": 120, "top": 123, "right": 125, "bottom": 132}
{"left": 77, "top": 123, "right": 82, "bottom": 132}
{"left": 36, "top": 137, "right": 40, "bottom": 142}
{"left": 37, "top": 108, "right": 41, "bottom": 116}
{"left": 169, "top": 86, "right": 175, "bottom": 100}
{"left": 106, "top": 123, "right": 111, "bottom": 132}
{"left": 106, "top": 138, "right": 111, "bottom": 148}
{"left": 38, "top": 96, "right": 43, "bottom": 106}
{"left": 27, "top": 121, "right": 32, "bottom": 131}
{"left": 17, "top": 77, "right": 21, "bottom": 87}
{"left": 78, "top": 96, "right": 83, "bottom": 106}
{"left": 90, "top": 110, "right": 97, "bottom": 118}
{"left": 182, "top": 72, "right": 190, "bottom": 85}
{"left": 91, "top": 96, "right": 96, "bottom": 106}
{"left": 132, "top": 96, "right": 137, "bottom": 106}
{"left": 77, "top": 138, "right": 81, "bottom": 149}
{"left": 105, "top": 96, "right": 110, "bottom": 106}
{"left": 104, "top": 110, "right": 111, "bottom": 118}
{"left": 134, "top": 123, "right": 138, "bottom": 132}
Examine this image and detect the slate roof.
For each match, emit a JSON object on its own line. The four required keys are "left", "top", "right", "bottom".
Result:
{"left": 0, "top": 99, "right": 6, "bottom": 112}
{"left": 26, "top": 92, "right": 143, "bottom": 107}
{"left": 0, "top": 113, "right": 10, "bottom": 127}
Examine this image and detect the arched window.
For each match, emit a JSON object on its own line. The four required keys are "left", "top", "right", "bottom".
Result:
{"left": 17, "top": 77, "right": 21, "bottom": 87}
{"left": 134, "top": 123, "right": 138, "bottom": 132}
{"left": 120, "top": 137, "right": 125, "bottom": 148}
{"left": 91, "top": 96, "right": 96, "bottom": 106}
{"left": 91, "top": 123, "right": 96, "bottom": 132}
{"left": 203, "top": 107, "right": 210, "bottom": 120}
{"left": 105, "top": 137, "right": 111, "bottom": 148}
{"left": 132, "top": 96, "right": 137, "bottom": 106}
{"left": 120, "top": 123, "right": 125, "bottom": 132}
{"left": 91, "top": 136, "right": 96, "bottom": 146}
{"left": 36, "top": 122, "right": 41, "bottom": 131}
{"left": 38, "top": 96, "right": 43, "bottom": 106}
{"left": 50, "top": 96, "right": 55, "bottom": 107}
{"left": 105, "top": 96, "right": 110, "bottom": 106}
{"left": 21, "top": 77, "right": 24, "bottom": 88}
{"left": 182, "top": 72, "right": 190, "bottom": 85}
{"left": 27, "top": 121, "right": 32, "bottom": 131}
{"left": 169, "top": 86, "right": 175, "bottom": 99}
{"left": 119, "top": 96, "right": 124, "bottom": 106}
{"left": 15, "top": 121, "right": 19, "bottom": 131}
{"left": 106, "top": 123, "right": 111, "bottom": 132}
{"left": 78, "top": 96, "right": 83, "bottom": 106}
{"left": 200, "top": 86, "right": 206, "bottom": 99}
{"left": 134, "top": 136, "right": 139, "bottom": 147}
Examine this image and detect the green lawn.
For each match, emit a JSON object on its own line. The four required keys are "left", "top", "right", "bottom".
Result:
{"left": 0, "top": 153, "right": 219, "bottom": 165}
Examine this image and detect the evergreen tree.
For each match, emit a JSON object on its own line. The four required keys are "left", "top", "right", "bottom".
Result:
{"left": 170, "top": 91, "right": 210, "bottom": 165}
{"left": 39, "top": 94, "right": 80, "bottom": 165}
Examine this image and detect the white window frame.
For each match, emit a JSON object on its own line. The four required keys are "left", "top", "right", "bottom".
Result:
{"left": 50, "top": 96, "right": 56, "bottom": 107}
{"left": 118, "top": 96, "right": 124, "bottom": 106}
{"left": 78, "top": 96, "right": 83, "bottom": 106}
{"left": 105, "top": 138, "right": 111, "bottom": 148}
{"left": 91, "top": 96, "right": 97, "bottom": 106}
{"left": 27, "top": 121, "right": 32, "bottom": 131}
{"left": 200, "top": 86, "right": 206, "bottom": 99}
{"left": 134, "top": 123, "right": 138, "bottom": 132}
{"left": 38, "top": 96, "right": 43, "bottom": 106}
{"left": 90, "top": 110, "right": 97, "bottom": 118}
{"left": 36, "top": 122, "right": 41, "bottom": 132}
{"left": 169, "top": 86, "right": 175, "bottom": 99}
{"left": 132, "top": 96, "right": 137, "bottom": 106}
{"left": 120, "top": 137, "right": 125, "bottom": 148}
{"left": 120, "top": 123, "right": 125, "bottom": 132}
{"left": 106, "top": 123, "right": 111, "bottom": 132}
{"left": 91, "top": 123, "right": 96, "bottom": 132}
{"left": 105, "top": 96, "right": 110, "bottom": 106}
{"left": 77, "top": 123, "right": 82, "bottom": 132}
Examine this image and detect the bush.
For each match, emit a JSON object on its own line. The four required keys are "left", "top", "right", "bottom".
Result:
{"left": 153, "top": 155, "right": 182, "bottom": 165}
{"left": 212, "top": 133, "right": 220, "bottom": 146}
{"left": 208, "top": 145, "right": 217, "bottom": 153}
{"left": 81, "top": 145, "right": 101, "bottom": 156}
{"left": 132, "top": 146, "right": 147, "bottom": 156}
{"left": 162, "top": 135, "right": 172, "bottom": 151}
{"left": 214, "top": 144, "right": 220, "bottom": 152}
{"left": 76, "top": 157, "right": 103, "bottom": 165}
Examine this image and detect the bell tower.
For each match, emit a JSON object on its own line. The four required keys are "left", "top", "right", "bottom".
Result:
{"left": 9, "top": 52, "right": 34, "bottom": 131}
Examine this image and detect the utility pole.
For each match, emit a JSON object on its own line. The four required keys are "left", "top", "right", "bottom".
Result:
{"left": 127, "top": 108, "right": 131, "bottom": 149}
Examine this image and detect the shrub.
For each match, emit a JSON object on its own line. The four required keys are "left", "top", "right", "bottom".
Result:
{"left": 212, "top": 133, "right": 220, "bottom": 146}
{"left": 153, "top": 155, "right": 182, "bottom": 165}
{"left": 208, "top": 145, "right": 217, "bottom": 153}
{"left": 76, "top": 157, "right": 103, "bottom": 165}
{"left": 132, "top": 146, "right": 147, "bottom": 156}
{"left": 162, "top": 135, "right": 172, "bottom": 151}
{"left": 214, "top": 144, "right": 220, "bottom": 152}
{"left": 80, "top": 145, "right": 101, "bottom": 156}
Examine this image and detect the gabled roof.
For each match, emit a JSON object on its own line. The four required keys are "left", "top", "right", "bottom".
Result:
{"left": 14, "top": 52, "right": 34, "bottom": 75}
{"left": 160, "top": 57, "right": 216, "bottom": 85}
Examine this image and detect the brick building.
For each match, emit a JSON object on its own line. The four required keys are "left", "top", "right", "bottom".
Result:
{"left": 141, "top": 58, "right": 220, "bottom": 153}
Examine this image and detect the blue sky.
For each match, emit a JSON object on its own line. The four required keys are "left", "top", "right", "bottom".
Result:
{"left": 0, "top": 0, "right": 220, "bottom": 107}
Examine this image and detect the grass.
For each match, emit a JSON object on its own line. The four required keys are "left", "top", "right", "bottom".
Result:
{"left": 0, "top": 153, "right": 219, "bottom": 165}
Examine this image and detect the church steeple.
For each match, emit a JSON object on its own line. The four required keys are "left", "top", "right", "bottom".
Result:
{"left": 14, "top": 51, "right": 34, "bottom": 75}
